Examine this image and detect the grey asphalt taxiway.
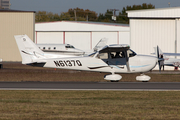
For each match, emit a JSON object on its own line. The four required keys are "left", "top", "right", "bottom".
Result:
{"left": 0, "top": 82, "right": 180, "bottom": 91}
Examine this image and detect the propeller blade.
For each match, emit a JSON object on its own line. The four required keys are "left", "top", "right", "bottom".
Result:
{"left": 156, "top": 45, "right": 165, "bottom": 72}
{"left": 156, "top": 46, "right": 161, "bottom": 72}
{"left": 124, "top": 50, "right": 130, "bottom": 72}
{"left": 157, "top": 45, "right": 159, "bottom": 58}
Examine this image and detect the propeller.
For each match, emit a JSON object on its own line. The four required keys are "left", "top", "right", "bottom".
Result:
{"left": 156, "top": 46, "right": 164, "bottom": 72}
{"left": 124, "top": 50, "right": 130, "bottom": 72}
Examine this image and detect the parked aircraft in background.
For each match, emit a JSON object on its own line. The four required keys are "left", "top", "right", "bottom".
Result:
{"left": 155, "top": 46, "right": 180, "bottom": 71}
{"left": 37, "top": 44, "right": 85, "bottom": 56}
{"left": 14, "top": 35, "right": 158, "bottom": 82}
{"left": 37, "top": 38, "right": 108, "bottom": 56}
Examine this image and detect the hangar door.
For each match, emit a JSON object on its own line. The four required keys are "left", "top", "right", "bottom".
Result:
{"left": 65, "top": 32, "right": 91, "bottom": 50}
{"left": 130, "top": 19, "right": 175, "bottom": 55}
{"left": 36, "top": 32, "right": 63, "bottom": 44}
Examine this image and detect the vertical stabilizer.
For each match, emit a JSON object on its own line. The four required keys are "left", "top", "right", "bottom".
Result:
{"left": 14, "top": 35, "right": 45, "bottom": 64}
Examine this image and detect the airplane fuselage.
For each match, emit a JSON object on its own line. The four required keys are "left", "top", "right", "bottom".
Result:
{"left": 41, "top": 54, "right": 157, "bottom": 73}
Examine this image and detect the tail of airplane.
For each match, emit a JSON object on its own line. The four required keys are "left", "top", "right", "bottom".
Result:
{"left": 14, "top": 35, "right": 46, "bottom": 64}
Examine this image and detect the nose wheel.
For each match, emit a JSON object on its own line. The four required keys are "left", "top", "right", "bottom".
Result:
{"left": 136, "top": 74, "right": 151, "bottom": 82}
{"left": 104, "top": 73, "right": 122, "bottom": 82}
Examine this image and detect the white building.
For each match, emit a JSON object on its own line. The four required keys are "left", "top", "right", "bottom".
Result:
{"left": 35, "top": 21, "right": 130, "bottom": 50}
{"left": 127, "top": 7, "right": 180, "bottom": 55}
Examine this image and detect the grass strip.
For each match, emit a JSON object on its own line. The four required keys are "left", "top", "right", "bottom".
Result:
{"left": 0, "top": 90, "right": 180, "bottom": 120}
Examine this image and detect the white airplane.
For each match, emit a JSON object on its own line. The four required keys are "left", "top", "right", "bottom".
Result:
{"left": 14, "top": 35, "right": 158, "bottom": 82}
{"left": 37, "top": 44, "right": 85, "bottom": 56}
{"left": 37, "top": 38, "right": 108, "bottom": 56}
{"left": 155, "top": 46, "right": 180, "bottom": 71}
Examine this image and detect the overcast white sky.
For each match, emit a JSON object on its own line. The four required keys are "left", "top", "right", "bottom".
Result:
{"left": 10, "top": 0, "right": 180, "bottom": 14}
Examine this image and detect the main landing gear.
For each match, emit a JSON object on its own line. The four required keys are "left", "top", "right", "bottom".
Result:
{"left": 136, "top": 73, "right": 151, "bottom": 82}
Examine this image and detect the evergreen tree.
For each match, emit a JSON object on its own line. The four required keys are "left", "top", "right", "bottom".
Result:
{"left": 117, "top": 3, "right": 155, "bottom": 24}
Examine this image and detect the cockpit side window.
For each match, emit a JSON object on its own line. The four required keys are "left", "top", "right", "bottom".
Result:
{"left": 96, "top": 53, "right": 108, "bottom": 59}
{"left": 111, "top": 51, "right": 125, "bottom": 59}
{"left": 96, "top": 49, "right": 136, "bottom": 59}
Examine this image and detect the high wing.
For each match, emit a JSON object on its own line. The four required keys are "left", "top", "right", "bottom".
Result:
{"left": 99, "top": 44, "right": 130, "bottom": 53}
{"left": 162, "top": 53, "right": 180, "bottom": 56}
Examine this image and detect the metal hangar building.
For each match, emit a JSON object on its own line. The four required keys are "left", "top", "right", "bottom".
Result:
{"left": 0, "top": 9, "right": 35, "bottom": 61}
{"left": 35, "top": 21, "right": 130, "bottom": 50}
{"left": 127, "top": 7, "right": 180, "bottom": 56}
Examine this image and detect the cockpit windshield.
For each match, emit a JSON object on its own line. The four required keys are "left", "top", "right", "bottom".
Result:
{"left": 127, "top": 49, "right": 136, "bottom": 57}
{"left": 65, "top": 45, "right": 75, "bottom": 48}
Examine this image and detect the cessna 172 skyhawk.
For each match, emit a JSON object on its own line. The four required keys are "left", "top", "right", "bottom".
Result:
{"left": 14, "top": 35, "right": 158, "bottom": 82}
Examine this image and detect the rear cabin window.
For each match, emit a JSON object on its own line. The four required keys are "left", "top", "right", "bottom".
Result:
{"left": 110, "top": 51, "right": 125, "bottom": 59}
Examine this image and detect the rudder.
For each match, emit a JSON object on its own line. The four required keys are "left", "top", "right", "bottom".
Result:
{"left": 14, "top": 34, "right": 45, "bottom": 64}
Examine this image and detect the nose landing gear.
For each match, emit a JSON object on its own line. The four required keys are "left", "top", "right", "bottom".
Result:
{"left": 136, "top": 73, "right": 151, "bottom": 82}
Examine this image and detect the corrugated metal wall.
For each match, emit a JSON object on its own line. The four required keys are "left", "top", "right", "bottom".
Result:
{"left": 127, "top": 7, "right": 180, "bottom": 18}
{"left": 0, "top": 12, "right": 35, "bottom": 61}
{"left": 65, "top": 32, "right": 91, "bottom": 50}
{"left": 36, "top": 32, "right": 63, "bottom": 44}
{"left": 177, "top": 19, "right": 180, "bottom": 54}
{"left": 119, "top": 32, "right": 130, "bottom": 45}
{"left": 130, "top": 19, "right": 175, "bottom": 55}
{"left": 35, "top": 31, "right": 130, "bottom": 51}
